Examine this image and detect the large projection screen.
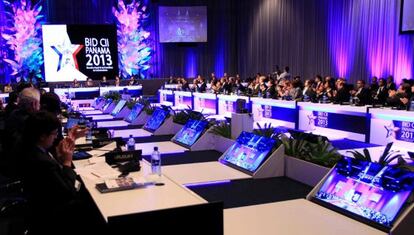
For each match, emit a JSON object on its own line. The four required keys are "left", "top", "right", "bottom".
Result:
{"left": 42, "top": 24, "right": 119, "bottom": 82}
{"left": 400, "top": 0, "right": 414, "bottom": 33}
{"left": 159, "top": 6, "right": 207, "bottom": 43}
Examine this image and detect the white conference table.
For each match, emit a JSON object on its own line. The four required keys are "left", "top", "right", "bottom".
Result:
{"left": 224, "top": 199, "right": 385, "bottom": 235}
{"left": 73, "top": 146, "right": 207, "bottom": 222}
{"left": 134, "top": 141, "right": 188, "bottom": 156}
{"left": 163, "top": 161, "right": 251, "bottom": 186}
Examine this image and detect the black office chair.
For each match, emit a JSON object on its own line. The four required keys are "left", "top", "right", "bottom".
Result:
{"left": 0, "top": 176, "right": 28, "bottom": 235}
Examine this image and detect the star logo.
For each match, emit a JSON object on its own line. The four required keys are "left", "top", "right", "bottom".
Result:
{"left": 51, "top": 36, "right": 83, "bottom": 72}
{"left": 384, "top": 124, "right": 399, "bottom": 138}
{"left": 307, "top": 114, "right": 316, "bottom": 125}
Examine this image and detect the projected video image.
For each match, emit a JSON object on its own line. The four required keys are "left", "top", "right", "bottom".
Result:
{"left": 126, "top": 103, "right": 144, "bottom": 122}
{"left": 221, "top": 132, "right": 276, "bottom": 173}
{"left": 314, "top": 157, "right": 414, "bottom": 229}
{"left": 111, "top": 100, "right": 126, "bottom": 116}
{"left": 401, "top": 0, "right": 414, "bottom": 32}
{"left": 143, "top": 108, "right": 169, "bottom": 132}
{"left": 173, "top": 119, "right": 209, "bottom": 147}
{"left": 159, "top": 6, "right": 207, "bottom": 43}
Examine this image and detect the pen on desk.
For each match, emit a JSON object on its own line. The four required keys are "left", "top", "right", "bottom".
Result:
{"left": 91, "top": 172, "right": 101, "bottom": 178}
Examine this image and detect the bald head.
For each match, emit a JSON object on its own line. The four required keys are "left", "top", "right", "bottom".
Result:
{"left": 19, "top": 87, "right": 41, "bottom": 112}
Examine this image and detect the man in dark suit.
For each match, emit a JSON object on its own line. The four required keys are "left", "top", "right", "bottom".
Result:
{"left": 351, "top": 80, "right": 371, "bottom": 105}
{"left": 1, "top": 87, "right": 41, "bottom": 178}
{"left": 265, "top": 79, "right": 277, "bottom": 99}
{"left": 333, "top": 80, "right": 350, "bottom": 104}
{"left": 369, "top": 76, "right": 379, "bottom": 92}
{"left": 180, "top": 78, "right": 190, "bottom": 91}
{"left": 386, "top": 83, "right": 411, "bottom": 109}
{"left": 372, "top": 78, "right": 388, "bottom": 105}
{"left": 196, "top": 77, "right": 207, "bottom": 93}
{"left": 22, "top": 111, "right": 80, "bottom": 235}
{"left": 386, "top": 76, "right": 396, "bottom": 91}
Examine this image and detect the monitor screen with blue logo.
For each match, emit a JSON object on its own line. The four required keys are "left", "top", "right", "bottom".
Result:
{"left": 143, "top": 108, "right": 169, "bottom": 132}
{"left": 126, "top": 103, "right": 144, "bottom": 122}
{"left": 111, "top": 100, "right": 126, "bottom": 116}
{"left": 172, "top": 119, "right": 209, "bottom": 148}
{"left": 93, "top": 97, "right": 105, "bottom": 108}
{"left": 312, "top": 157, "right": 414, "bottom": 231}
{"left": 220, "top": 131, "right": 276, "bottom": 174}
{"left": 102, "top": 98, "right": 113, "bottom": 111}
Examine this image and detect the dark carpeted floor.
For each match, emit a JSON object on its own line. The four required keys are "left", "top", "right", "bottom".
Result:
{"left": 143, "top": 150, "right": 222, "bottom": 165}
{"left": 188, "top": 177, "right": 313, "bottom": 209}
{"left": 132, "top": 134, "right": 175, "bottom": 143}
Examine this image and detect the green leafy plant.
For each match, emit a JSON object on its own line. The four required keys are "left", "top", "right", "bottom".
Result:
{"left": 305, "top": 138, "right": 342, "bottom": 167}
{"left": 346, "top": 142, "right": 403, "bottom": 166}
{"left": 398, "top": 163, "right": 414, "bottom": 172}
{"left": 282, "top": 133, "right": 341, "bottom": 168}
{"left": 346, "top": 142, "right": 414, "bottom": 172}
{"left": 126, "top": 99, "right": 138, "bottom": 109}
{"left": 281, "top": 134, "right": 308, "bottom": 158}
{"left": 103, "top": 91, "right": 121, "bottom": 102}
{"left": 253, "top": 123, "right": 284, "bottom": 151}
{"left": 170, "top": 106, "right": 205, "bottom": 125}
{"left": 135, "top": 97, "right": 155, "bottom": 115}
{"left": 346, "top": 148, "right": 372, "bottom": 162}
{"left": 208, "top": 121, "right": 232, "bottom": 139}
{"left": 144, "top": 104, "right": 156, "bottom": 115}
{"left": 253, "top": 123, "right": 276, "bottom": 138}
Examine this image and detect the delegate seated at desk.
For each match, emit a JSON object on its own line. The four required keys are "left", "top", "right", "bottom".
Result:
{"left": 386, "top": 83, "right": 411, "bottom": 109}
{"left": 21, "top": 111, "right": 81, "bottom": 235}
{"left": 350, "top": 79, "right": 371, "bottom": 105}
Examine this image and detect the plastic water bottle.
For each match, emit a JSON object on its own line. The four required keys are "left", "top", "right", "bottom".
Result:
{"left": 85, "top": 121, "right": 93, "bottom": 141}
{"left": 127, "top": 135, "right": 135, "bottom": 151}
{"left": 151, "top": 147, "right": 161, "bottom": 176}
{"left": 349, "top": 96, "right": 354, "bottom": 105}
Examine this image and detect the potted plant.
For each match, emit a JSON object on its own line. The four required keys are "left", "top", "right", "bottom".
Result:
{"left": 282, "top": 133, "right": 341, "bottom": 187}
{"left": 103, "top": 91, "right": 121, "bottom": 102}
{"left": 253, "top": 123, "right": 277, "bottom": 138}
{"left": 207, "top": 121, "right": 235, "bottom": 152}
{"left": 171, "top": 106, "right": 204, "bottom": 125}
{"left": 346, "top": 142, "right": 414, "bottom": 172}
{"left": 169, "top": 106, "right": 206, "bottom": 133}
{"left": 135, "top": 97, "right": 155, "bottom": 116}
{"left": 126, "top": 99, "right": 138, "bottom": 110}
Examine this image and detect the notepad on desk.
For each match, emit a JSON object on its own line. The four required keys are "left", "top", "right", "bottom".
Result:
{"left": 75, "top": 161, "right": 119, "bottom": 183}
{"left": 96, "top": 176, "right": 153, "bottom": 193}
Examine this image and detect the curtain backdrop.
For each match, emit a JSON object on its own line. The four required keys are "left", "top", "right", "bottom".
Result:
{"left": 0, "top": 0, "right": 413, "bottom": 84}
{"left": 231, "top": 0, "right": 413, "bottom": 84}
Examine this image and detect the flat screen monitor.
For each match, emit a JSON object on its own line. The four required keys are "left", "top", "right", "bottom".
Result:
{"left": 220, "top": 131, "right": 276, "bottom": 174}
{"left": 102, "top": 98, "right": 113, "bottom": 111}
{"left": 111, "top": 100, "right": 126, "bottom": 116}
{"left": 158, "top": 6, "right": 207, "bottom": 43}
{"left": 93, "top": 97, "right": 105, "bottom": 108}
{"left": 143, "top": 108, "right": 169, "bottom": 132}
{"left": 172, "top": 119, "right": 209, "bottom": 148}
{"left": 400, "top": 0, "right": 414, "bottom": 33}
{"left": 312, "top": 157, "right": 414, "bottom": 232}
{"left": 126, "top": 103, "right": 144, "bottom": 123}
